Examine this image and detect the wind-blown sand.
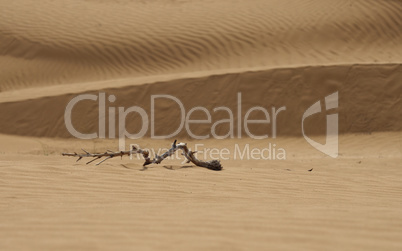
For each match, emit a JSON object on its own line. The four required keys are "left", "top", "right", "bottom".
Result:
{"left": 0, "top": 0, "right": 401, "bottom": 250}
{"left": 1, "top": 133, "right": 401, "bottom": 250}
{"left": 1, "top": 0, "right": 402, "bottom": 91}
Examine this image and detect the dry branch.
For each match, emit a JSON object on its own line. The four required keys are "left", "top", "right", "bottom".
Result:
{"left": 62, "top": 140, "right": 222, "bottom": 171}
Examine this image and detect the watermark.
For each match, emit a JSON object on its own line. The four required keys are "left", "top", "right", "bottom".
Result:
{"left": 129, "top": 143, "right": 287, "bottom": 163}
{"left": 64, "top": 92, "right": 338, "bottom": 158}
{"left": 64, "top": 92, "right": 286, "bottom": 149}
{"left": 302, "top": 92, "right": 338, "bottom": 158}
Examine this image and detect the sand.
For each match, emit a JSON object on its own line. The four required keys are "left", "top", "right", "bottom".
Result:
{"left": 1, "top": 133, "right": 402, "bottom": 250}
{"left": 0, "top": 0, "right": 402, "bottom": 250}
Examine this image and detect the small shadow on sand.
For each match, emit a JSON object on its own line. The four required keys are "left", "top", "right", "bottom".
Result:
{"left": 120, "top": 164, "right": 130, "bottom": 169}
{"left": 121, "top": 163, "right": 220, "bottom": 171}
{"left": 163, "top": 165, "right": 194, "bottom": 170}
{"left": 120, "top": 163, "right": 150, "bottom": 171}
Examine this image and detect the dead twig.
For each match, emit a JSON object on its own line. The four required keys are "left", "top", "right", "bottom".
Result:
{"left": 62, "top": 140, "right": 222, "bottom": 171}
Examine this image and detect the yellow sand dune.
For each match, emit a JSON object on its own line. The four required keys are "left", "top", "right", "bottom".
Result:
{"left": 0, "top": 0, "right": 401, "bottom": 250}
{"left": 1, "top": 0, "right": 401, "bottom": 91}
{"left": 0, "top": 64, "right": 401, "bottom": 138}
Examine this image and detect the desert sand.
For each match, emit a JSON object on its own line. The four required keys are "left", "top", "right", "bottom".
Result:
{"left": 0, "top": 0, "right": 401, "bottom": 250}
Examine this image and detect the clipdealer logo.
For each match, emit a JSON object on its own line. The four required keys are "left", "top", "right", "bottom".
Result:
{"left": 302, "top": 92, "right": 339, "bottom": 158}
{"left": 64, "top": 92, "right": 338, "bottom": 158}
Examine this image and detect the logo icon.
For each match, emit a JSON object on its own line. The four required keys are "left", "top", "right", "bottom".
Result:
{"left": 302, "top": 92, "right": 338, "bottom": 158}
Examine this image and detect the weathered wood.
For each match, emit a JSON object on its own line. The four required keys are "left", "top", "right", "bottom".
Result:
{"left": 62, "top": 140, "right": 222, "bottom": 170}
